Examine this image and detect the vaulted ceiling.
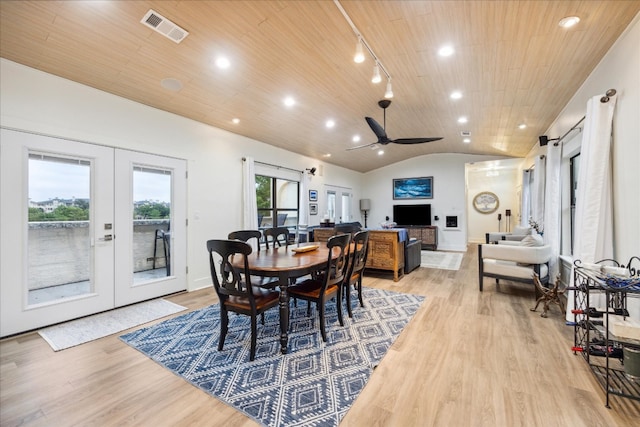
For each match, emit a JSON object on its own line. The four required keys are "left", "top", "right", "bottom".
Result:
{"left": 1, "top": 1, "right": 637, "bottom": 172}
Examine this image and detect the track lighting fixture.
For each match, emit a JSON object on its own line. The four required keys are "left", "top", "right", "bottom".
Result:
{"left": 354, "top": 39, "right": 365, "bottom": 63}
{"left": 371, "top": 64, "right": 382, "bottom": 83}
{"left": 335, "top": 0, "right": 393, "bottom": 98}
{"left": 384, "top": 80, "right": 393, "bottom": 99}
{"left": 306, "top": 167, "right": 317, "bottom": 176}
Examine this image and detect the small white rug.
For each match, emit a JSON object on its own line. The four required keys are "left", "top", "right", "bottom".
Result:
{"left": 421, "top": 251, "right": 464, "bottom": 271}
{"left": 39, "top": 299, "right": 187, "bottom": 351}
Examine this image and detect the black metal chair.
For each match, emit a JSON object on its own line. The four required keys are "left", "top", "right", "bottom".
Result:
{"left": 206, "top": 239, "right": 279, "bottom": 361}
{"left": 343, "top": 230, "right": 370, "bottom": 318}
{"left": 263, "top": 226, "right": 290, "bottom": 249}
{"left": 288, "top": 233, "right": 351, "bottom": 342}
{"left": 153, "top": 223, "right": 171, "bottom": 276}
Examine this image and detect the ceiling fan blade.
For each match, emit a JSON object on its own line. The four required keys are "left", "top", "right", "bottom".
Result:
{"left": 365, "top": 117, "right": 390, "bottom": 143}
{"left": 346, "top": 142, "right": 379, "bottom": 151}
{"left": 391, "top": 137, "right": 443, "bottom": 144}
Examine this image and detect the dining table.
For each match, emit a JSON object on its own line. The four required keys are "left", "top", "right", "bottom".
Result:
{"left": 232, "top": 243, "right": 335, "bottom": 354}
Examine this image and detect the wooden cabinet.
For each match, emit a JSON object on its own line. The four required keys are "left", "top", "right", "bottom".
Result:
{"left": 407, "top": 226, "right": 437, "bottom": 250}
{"left": 365, "top": 230, "right": 405, "bottom": 282}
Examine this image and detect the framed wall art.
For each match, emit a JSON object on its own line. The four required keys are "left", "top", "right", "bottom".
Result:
{"left": 309, "top": 203, "right": 318, "bottom": 215}
{"left": 472, "top": 191, "right": 499, "bottom": 214}
{"left": 393, "top": 176, "right": 433, "bottom": 200}
{"left": 309, "top": 189, "right": 318, "bottom": 201}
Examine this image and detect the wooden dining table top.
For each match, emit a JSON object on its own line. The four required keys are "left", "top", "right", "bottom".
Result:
{"left": 237, "top": 244, "right": 333, "bottom": 275}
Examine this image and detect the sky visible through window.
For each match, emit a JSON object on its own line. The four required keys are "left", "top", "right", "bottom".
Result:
{"left": 29, "top": 159, "right": 170, "bottom": 202}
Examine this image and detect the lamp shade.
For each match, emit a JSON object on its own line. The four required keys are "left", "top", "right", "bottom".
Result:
{"left": 359, "top": 199, "right": 371, "bottom": 210}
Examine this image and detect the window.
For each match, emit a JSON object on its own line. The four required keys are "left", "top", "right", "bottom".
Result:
{"left": 256, "top": 175, "right": 299, "bottom": 232}
{"left": 570, "top": 154, "right": 580, "bottom": 253}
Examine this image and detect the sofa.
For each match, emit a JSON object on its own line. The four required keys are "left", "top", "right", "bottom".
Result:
{"left": 485, "top": 225, "right": 532, "bottom": 244}
{"left": 478, "top": 235, "right": 551, "bottom": 296}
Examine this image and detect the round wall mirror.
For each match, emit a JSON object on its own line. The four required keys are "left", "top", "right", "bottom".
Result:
{"left": 472, "top": 191, "right": 499, "bottom": 214}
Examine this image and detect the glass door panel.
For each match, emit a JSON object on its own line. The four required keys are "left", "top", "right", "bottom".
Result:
{"left": 27, "top": 154, "right": 92, "bottom": 305}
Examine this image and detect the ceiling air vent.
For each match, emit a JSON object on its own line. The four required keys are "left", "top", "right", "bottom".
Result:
{"left": 141, "top": 9, "right": 189, "bottom": 44}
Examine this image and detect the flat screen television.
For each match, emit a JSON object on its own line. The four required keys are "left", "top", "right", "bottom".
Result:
{"left": 393, "top": 204, "right": 431, "bottom": 226}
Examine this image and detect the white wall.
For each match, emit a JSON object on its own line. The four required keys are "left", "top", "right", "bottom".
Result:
{"left": 361, "top": 153, "right": 507, "bottom": 252}
{"left": 0, "top": 59, "right": 363, "bottom": 292}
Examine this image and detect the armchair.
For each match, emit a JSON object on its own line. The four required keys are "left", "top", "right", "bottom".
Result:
{"left": 478, "top": 242, "right": 552, "bottom": 296}
{"left": 485, "top": 225, "right": 532, "bottom": 244}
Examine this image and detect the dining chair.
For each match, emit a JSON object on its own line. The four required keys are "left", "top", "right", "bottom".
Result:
{"left": 228, "top": 229, "right": 279, "bottom": 289}
{"left": 263, "top": 226, "right": 290, "bottom": 249}
{"left": 343, "top": 230, "right": 370, "bottom": 318}
{"left": 206, "top": 239, "right": 280, "bottom": 361}
{"left": 228, "top": 229, "right": 262, "bottom": 251}
{"left": 288, "top": 233, "right": 351, "bottom": 342}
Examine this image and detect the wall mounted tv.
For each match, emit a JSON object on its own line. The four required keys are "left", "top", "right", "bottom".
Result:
{"left": 393, "top": 204, "right": 431, "bottom": 226}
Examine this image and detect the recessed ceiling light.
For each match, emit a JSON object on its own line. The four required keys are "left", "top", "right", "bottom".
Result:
{"left": 325, "top": 119, "right": 335, "bottom": 128}
{"left": 463, "top": 138, "right": 471, "bottom": 143}
{"left": 232, "top": 118, "right": 240, "bottom": 124}
{"left": 378, "top": 150, "right": 384, "bottom": 156}
{"left": 215, "top": 56, "right": 231, "bottom": 69}
{"left": 457, "top": 116, "right": 468, "bottom": 124}
{"left": 518, "top": 123, "right": 527, "bottom": 129}
{"left": 559, "top": 16, "right": 580, "bottom": 28}
{"left": 160, "top": 77, "right": 183, "bottom": 92}
{"left": 450, "top": 91, "right": 462, "bottom": 100}
{"left": 352, "top": 135, "right": 361, "bottom": 142}
{"left": 438, "top": 45, "right": 454, "bottom": 57}
{"left": 323, "top": 153, "right": 332, "bottom": 158}
{"left": 283, "top": 96, "right": 295, "bottom": 107}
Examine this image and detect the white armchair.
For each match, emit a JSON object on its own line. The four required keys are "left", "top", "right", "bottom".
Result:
{"left": 478, "top": 243, "right": 552, "bottom": 295}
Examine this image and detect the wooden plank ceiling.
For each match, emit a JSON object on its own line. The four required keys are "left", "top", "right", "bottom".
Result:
{"left": 1, "top": 1, "right": 637, "bottom": 172}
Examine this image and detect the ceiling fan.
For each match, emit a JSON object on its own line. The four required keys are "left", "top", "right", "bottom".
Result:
{"left": 347, "top": 100, "right": 443, "bottom": 151}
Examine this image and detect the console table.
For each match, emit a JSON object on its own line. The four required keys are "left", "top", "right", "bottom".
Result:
{"left": 406, "top": 226, "right": 438, "bottom": 250}
{"left": 366, "top": 230, "right": 405, "bottom": 282}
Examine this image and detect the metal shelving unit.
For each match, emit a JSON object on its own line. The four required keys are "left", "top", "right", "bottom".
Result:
{"left": 572, "top": 258, "right": 640, "bottom": 408}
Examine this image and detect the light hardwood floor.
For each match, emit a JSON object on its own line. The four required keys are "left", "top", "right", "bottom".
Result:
{"left": 1, "top": 245, "right": 639, "bottom": 426}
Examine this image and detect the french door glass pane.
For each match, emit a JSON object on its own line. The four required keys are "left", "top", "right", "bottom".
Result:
{"left": 27, "top": 153, "right": 91, "bottom": 305}
{"left": 132, "top": 166, "right": 172, "bottom": 283}
{"left": 341, "top": 193, "right": 351, "bottom": 222}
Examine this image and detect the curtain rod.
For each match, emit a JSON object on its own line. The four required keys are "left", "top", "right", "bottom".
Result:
{"left": 242, "top": 157, "right": 303, "bottom": 174}
{"left": 553, "top": 88, "right": 616, "bottom": 146}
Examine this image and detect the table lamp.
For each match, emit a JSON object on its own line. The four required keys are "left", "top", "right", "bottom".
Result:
{"left": 359, "top": 199, "right": 371, "bottom": 228}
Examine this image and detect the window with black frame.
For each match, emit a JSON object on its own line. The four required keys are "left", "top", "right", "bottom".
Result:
{"left": 570, "top": 153, "right": 580, "bottom": 254}
{"left": 256, "top": 175, "right": 299, "bottom": 237}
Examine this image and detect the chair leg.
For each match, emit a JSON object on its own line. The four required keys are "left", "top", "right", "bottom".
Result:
{"left": 250, "top": 315, "right": 257, "bottom": 361}
{"left": 345, "top": 282, "right": 353, "bottom": 318}
{"left": 261, "top": 312, "right": 265, "bottom": 325}
{"left": 218, "top": 308, "right": 229, "bottom": 351}
{"left": 336, "top": 289, "right": 344, "bottom": 327}
{"left": 357, "top": 277, "right": 364, "bottom": 307}
{"left": 318, "top": 301, "right": 327, "bottom": 342}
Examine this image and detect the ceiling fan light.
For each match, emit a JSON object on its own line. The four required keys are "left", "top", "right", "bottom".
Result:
{"left": 384, "top": 81, "right": 393, "bottom": 99}
{"left": 371, "top": 64, "right": 382, "bottom": 83}
{"left": 354, "top": 40, "right": 365, "bottom": 63}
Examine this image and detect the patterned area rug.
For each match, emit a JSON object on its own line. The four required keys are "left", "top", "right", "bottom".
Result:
{"left": 421, "top": 251, "right": 464, "bottom": 270}
{"left": 39, "top": 299, "right": 187, "bottom": 351}
{"left": 121, "top": 287, "right": 424, "bottom": 427}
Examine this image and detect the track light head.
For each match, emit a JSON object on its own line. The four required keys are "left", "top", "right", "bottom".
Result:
{"left": 384, "top": 80, "right": 393, "bottom": 99}
{"left": 371, "top": 64, "right": 381, "bottom": 83}
{"left": 354, "top": 39, "right": 365, "bottom": 63}
{"left": 306, "top": 167, "right": 316, "bottom": 176}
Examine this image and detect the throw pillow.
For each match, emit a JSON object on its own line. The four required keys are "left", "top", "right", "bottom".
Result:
{"left": 512, "top": 225, "right": 532, "bottom": 236}
{"left": 520, "top": 233, "right": 544, "bottom": 247}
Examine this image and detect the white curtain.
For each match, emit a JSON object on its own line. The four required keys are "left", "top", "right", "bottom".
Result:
{"left": 543, "top": 142, "right": 562, "bottom": 283}
{"left": 565, "top": 93, "right": 617, "bottom": 320}
{"left": 242, "top": 157, "right": 259, "bottom": 251}
{"left": 521, "top": 169, "right": 532, "bottom": 227}
{"left": 298, "top": 171, "right": 309, "bottom": 241}
{"left": 531, "top": 155, "right": 546, "bottom": 230}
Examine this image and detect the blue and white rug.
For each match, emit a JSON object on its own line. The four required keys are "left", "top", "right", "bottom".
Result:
{"left": 121, "top": 287, "right": 424, "bottom": 427}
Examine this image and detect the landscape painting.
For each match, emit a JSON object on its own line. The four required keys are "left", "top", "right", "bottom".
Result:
{"left": 393, "top": 177, "right": 433, "bottom": 199}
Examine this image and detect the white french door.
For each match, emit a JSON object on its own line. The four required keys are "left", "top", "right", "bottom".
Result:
{"left": 0, "top": 129, "right": 186, "bottom": 336}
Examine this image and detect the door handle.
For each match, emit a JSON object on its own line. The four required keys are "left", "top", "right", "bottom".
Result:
{"left": 98, "top": 234, "right": 113, "bottom": 241}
